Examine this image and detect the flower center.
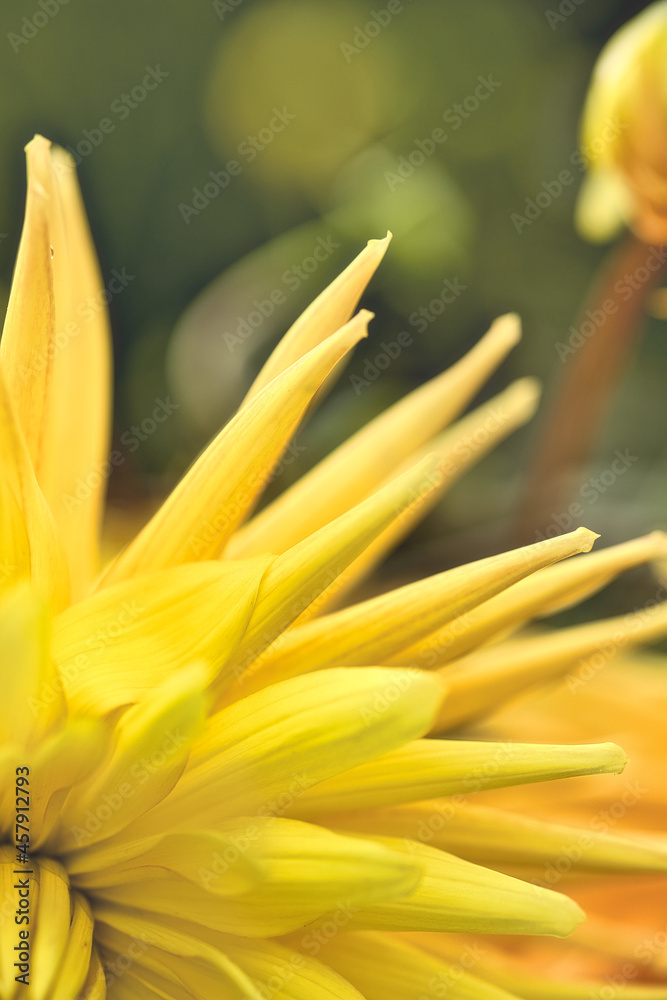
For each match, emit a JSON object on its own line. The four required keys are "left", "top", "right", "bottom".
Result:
{"left": 0, "top": 845, "right": 95, "bottom": 999}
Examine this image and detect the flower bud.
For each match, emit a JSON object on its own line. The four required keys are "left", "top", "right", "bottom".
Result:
{"left": 576, "top": 1, "right": 667, "bottom": 243}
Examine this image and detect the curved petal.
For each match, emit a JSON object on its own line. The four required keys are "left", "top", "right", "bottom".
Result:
{"left": 52, "top": 558, "right": 271, "bottom": 715}
{"left": 57, "top": 666, "right": 207, "bottom": 851}
{"left": 229, "top": 313, "right": 521, "bottom": 557}
{"left": 308, "top": 930, "right": 523, "bottom": 1000}
{"left": 433, "top": 601, "right": 667, "bottom": 732}
{"left": 289, "top": 739, "right": 627, "bottom": 816}
{"left": 307, "top": 837, "right": 584, "bottom": 936}
{"left": 331, "top": 800, "right": 667, "bottom": 877}
{"left": 244, "top": 233, "right": 390, "bottom": 401}
{"left": 129, "top": 667, "right": 443, "bottom": 833}
{"left": 100, "top": 313, "right": 370, "bottom": 585}
{"left": 0, "top": 368, "right": 70, "bottom": 611}
{"left": 296, "top": 376, "right": 541, "bottom": 620}
{"left": 93, "top": 819, "right": 421, "bottom": 936}
{"left": 394, "top": 531, "right": 667, "bottom": 668}
{"left": 223, "top": 453, "right": 443, "bottom": 687}
{"left": 236, "top": 528, "right": 597, "bottom": 696}
{"left": 0, "top": 136, "right": 112, "bottom": 599}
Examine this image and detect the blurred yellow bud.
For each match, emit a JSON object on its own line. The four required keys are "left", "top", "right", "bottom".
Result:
{"left": 576, "top": 1, "right": 667, "bottom": 244}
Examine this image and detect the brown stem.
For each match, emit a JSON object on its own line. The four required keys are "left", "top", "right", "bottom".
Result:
{"left": 517, "top": 234, "right": 666, "bottom": 542}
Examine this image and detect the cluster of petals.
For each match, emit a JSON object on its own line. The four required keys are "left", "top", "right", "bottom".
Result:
{"left": 1, "top": 135, "right": 667, "bottom": 999}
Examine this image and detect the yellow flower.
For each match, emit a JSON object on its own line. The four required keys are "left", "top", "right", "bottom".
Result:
{"left": 576, "top": 1, "right": 667, "bottom": 244}
{"left": 2, "top": 135, "right": 667, "bottom": 999}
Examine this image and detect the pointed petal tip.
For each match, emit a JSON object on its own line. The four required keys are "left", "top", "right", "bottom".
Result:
{"left": 345, "top": 309, "right": 373, "bottom": 345}
{"left": 566, "top": 526, "right": 600, "bottom": 552}
{"left": 369, "top": 231, "right": 392, "bottom": 250}
{"left": 25, "top": 134, "right": 51, "bottom": 153}
{"left": 489, "top": 311, "right": 522, "bottom": 348}
{"left": 646, "top": 528, "right": 667, "bottom": 555}
{"left": 356, "top": 307, "right": 375, "bottom": 325}
{"left": 554, "top": 893, "right": 586, "bottom": 937}
{"left": 505, "top": 376, "right": 541, "bottom": 414}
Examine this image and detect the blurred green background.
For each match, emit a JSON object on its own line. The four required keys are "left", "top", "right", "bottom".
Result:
{"left": 1, "top": 0, "right": 664, "bottom": 605}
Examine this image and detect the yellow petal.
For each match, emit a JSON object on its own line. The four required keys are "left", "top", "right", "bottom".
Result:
{"left": 131, "top": 667, "right": 443, "bottom": 834}
{"left": 48, "top": 893, "right": 96, "bottom": 1000}
{"left": 38, "top": 146, "right": 112, "bottom": 599}
{"left": 289, "top": 739, "right": 627, "bottom": 816}
{"left": 93, "top": 818, "right": 421, "bottom": 936}
{"left": 1, "top": 137, "right": 111, "bottom": 600}
{"left": 0, "top": 583, "right": 64, "bottom": 747}
{"left": 28, "top": 717, "right": 108, "bottom": 851}
{"left": 300, "top": 376, "right": 540, "bottom": 620}
{"left": 244, "top": 233, "right": 390, "bottom": 401}
{"left": 398, "top": 530, "right": 667, "bottom": 668}
{"left": 237, "top": 527, "right": 597, "bottom": 695}
{"left": 309, "top": 837, "right": 584, "bottom": 936}
{"left": 97, "top": 951, "right": 198, "bottom": 1000}
{"left": 120, "top": 916, "right": 368, "bottom": 1000}
{"left": 52, "top": 557, "right": 271, "bottom": 715}
{"left": 433, "top": 599, "right": 667, "bottom": 732}
{"left": 31, "top": 857, "right": 71, "bottom": 1000}
{"left": 57, "top": 666, "right": 207, "bottom": 851}
{"left": 100, "top": 314, "right": 370, "bottom": 585}
{"left": 75, "top": 948, "right": 106, "bottom": 1000}
{"left": 95, "top": 914, "right": 265, "bottom": 1000}
{"left": 0, "top": 463, "right": 31, "bottom": 597}
{"left": 0, "top": 845, "right": 36, "bottom": 999}
{"left": 68, "top": 829, "right": 265, "bottom": 898}
{"left": 224, "top": 453, "right": 443, "bottom": 687}
{"left": 309, "top": 930, "right": 522, "bottom": 1000}
{"left": 0, "top": 368, "right": 70, "bottom": 611}
{"left": 214, "top": 934, "right": 367, "bottom": 1000}
{"left": 0, "top": 136, "right": 56, "bottom": 475}
{"left": 228, "top": 313, "right": 521, "bottom": 558}
{"left": 332, "top": 800, "right": 667, "bottom": 877}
